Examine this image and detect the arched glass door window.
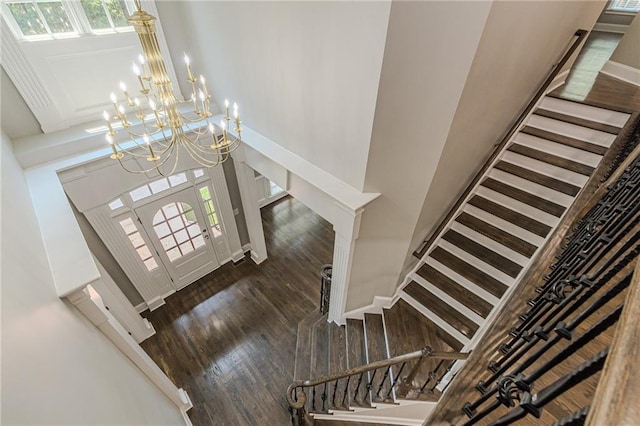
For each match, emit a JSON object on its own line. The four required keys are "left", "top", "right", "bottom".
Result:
{"left": 152, "top": 202, "right": 205, "bottom": 262}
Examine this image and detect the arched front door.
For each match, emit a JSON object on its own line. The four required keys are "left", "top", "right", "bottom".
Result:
{"left": 135, "top": 187, "right": 219, "bottom": 289}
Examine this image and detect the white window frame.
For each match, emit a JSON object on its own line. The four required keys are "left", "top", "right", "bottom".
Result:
{"left": 1, "top": 0, "right": 137, "bottom": 41}
{"left": 607, "top": 0, "right": 640, "bottom": 12}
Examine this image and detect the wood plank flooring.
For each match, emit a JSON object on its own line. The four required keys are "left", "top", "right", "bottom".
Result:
{"left": 141, "top": 196, "right": 334, "bottom": 425}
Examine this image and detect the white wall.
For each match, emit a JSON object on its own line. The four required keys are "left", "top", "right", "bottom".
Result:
{"left": 0, "top": 66, "right": 41, "bottom": 139}
{"left": 610, "top": 14, "right": 640, "bottom": 68}
{"left": 156, "top": 1, "right": 391, "bottom": 191}
{"left": 1, "top": 130, "right": 185, "bottom": 425}
{"left": 345, "top": 1, "right": 493, "bottom": 310}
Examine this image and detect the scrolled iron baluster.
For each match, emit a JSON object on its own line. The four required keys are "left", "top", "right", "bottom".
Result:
{"left": 375, "top": 366, "right": 392, "bottom": 400}
{"left": 353, "top": 372, "right": 365, "bottom": 404}
{"left": 331, "top": 379, "right": 339, "bottom": 408}
{"left": 321, "top": 382, "right": 327, "bottom": 412}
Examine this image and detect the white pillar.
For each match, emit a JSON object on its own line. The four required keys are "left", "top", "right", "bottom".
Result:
{"left": 67, "top": 284, "right": 192, "bottom": 424}
{"left": 207, "top": 165, "right": 244, "bottom": 262}
{"left": 327, "top": 207, "right": 363, "bottom": 325}
{"left": 231, "top": 147, "right": 268, "bottom": 264}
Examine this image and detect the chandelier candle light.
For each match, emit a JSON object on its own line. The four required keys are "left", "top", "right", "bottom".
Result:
{"left": 103, "top": 0, "right": 242, "bottom": 175}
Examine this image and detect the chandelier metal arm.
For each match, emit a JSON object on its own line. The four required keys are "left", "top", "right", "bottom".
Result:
{"left": 102, "top": 3, "right": 244, "bottom": 175}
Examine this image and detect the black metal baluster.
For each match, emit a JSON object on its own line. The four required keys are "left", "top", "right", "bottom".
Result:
{"left": 353, "top": 372, "right": 365, "bottom": 404}
{"left": 387, "top": 361, "right": 406, "bottom": 399}
{"left": 331, "top": 379, "right": 339, "bottom": 408}
{"left": 341, "top": 375, "right": 351, "bottom": 408}
{"left": 375, "top": 366, "right": 391, "bottom": 400}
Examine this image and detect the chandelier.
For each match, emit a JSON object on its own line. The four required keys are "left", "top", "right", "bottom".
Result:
{"left": 103, "top": 0, "right": 241, "bottom": 175}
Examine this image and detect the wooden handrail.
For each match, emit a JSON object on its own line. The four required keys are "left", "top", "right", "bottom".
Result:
{"left": 414, "top": 29, "right": 589, "bottom": 259}
{"left": 286, "top": 346, "right": 469, "bottom": 409}
{"left": 586, "top": 258, "right": 640, "bottom": 425}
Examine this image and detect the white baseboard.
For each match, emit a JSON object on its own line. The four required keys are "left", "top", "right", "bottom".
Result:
{"left": 593, "top": 23, "right": 630, "bottom": 34}
{"left": 343, "top": 295, "right": 395, "bottom": 320}
{"left": 600, "top": 60, "right": 640, "bottom": 87}
{"left": 231, "top": 248, "right": 246, "bottom": 263}
{"left": 178, "top": 388, "right": 193, "bottom": 426}
{"left": 147, "top": 295, "right": 166, "bottom": 311}
{"left": 547, "top": 69, "right": 570, "bottom": 93}
{"left": 135, "top": 302, "right": 148, "bottom": 314}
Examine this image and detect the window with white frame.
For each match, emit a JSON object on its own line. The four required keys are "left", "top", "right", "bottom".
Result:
{"left": 608, "top": 0, "right": 640, "bottom": 12}
{"left": 1, "top": 0, "right": 135, "bottom": 40}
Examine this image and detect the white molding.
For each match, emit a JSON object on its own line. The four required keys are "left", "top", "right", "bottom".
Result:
{"left": 147, "top": 295, "right": 166, "bottom": 311}
{"left": 231, "top": 249, "right": 246, "bottom": 263}
{"left": 593, "top": 23, "right": 630, "bottom": 33}
{"left": 135, "top": 302, "right": 148, "bottom": 313}
{"left": 67, "top": 285, "right": 192, "bottom": 417}
{"left": 343, "top": 295, "right": 395, "bottom": 320}
{"left": 600, "top": 60, "right": 640, "bottom": 87}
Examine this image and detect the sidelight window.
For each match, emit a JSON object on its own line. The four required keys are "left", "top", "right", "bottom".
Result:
{"left": 118, "top": 217, "right": 158, "bottom": 271}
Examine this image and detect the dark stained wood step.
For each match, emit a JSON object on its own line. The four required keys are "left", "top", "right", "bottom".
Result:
{"left": 430, "top": 246, "right": 508, "bottom": 298}
{"left": 364, "top": 314, "right": 388, "bottom": 363}
{"left": 533, "top": 108, "right": 621, "bottom": 134}
{"left": 468, "top": 195, "right": 551, "bottom": 238}
{"left": 442, "top": 229, "right": 522, "bottom": 278}
{"left": 383, "top": 299, "right": 464, "bottom": 393}
{"left": 328, "top": 324, "right": 347, "bottom": 374}
{"left": 455, "top": 211, "right": 537, "bottom": 257}
{"left": 295, "top": 311, "right": 325, "bottom": 381}
{"left": 346, "top": 319, "right": 370, "bottom": 407}
{"left": 403, "top": 281, "right": 478, "bottom": 339}
{"left": 311, "top": 316, "right": 330, "bottom": 379}
{"left": 495, "top": 161, "right": 581, "bottom": 196}
{"left": 481, "top": 177, "right": 566, "bottom": 217}
{"left": 520, "top": 126, "right": 608, "bottom": 155}
{"left": 415, "top": 263, "right": 493, "bottom": 318}
{"left": 508, "top": 143, "right": 595, "bottom": 176}
{"left": 364, "top": 313, "right": 390, "bottom": 403}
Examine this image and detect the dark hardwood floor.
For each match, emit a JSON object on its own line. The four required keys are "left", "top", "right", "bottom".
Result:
{"left": 141, "top": 196, "right": 334, "bottom": 425}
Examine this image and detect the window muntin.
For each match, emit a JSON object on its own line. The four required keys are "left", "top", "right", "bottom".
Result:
{"left": 152, "top": 202, "right": 205, "bottom": 262}
{"left": 118, "top": 217, "right": 158, "bottom": 271}
{"left": 2, "top": 0, "right": 134, "bottom": 40}
{"left": 128, "top": 172, "right": 188, "bottom": 203}
{"left": 199, "top": 186, "right": 222, "bottom": 238}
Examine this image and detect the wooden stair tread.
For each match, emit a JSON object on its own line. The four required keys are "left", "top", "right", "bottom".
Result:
{"left": 508, "top": 143, "right": 595, "bottom": 176}
{"left": 520, "top": 126, "right": 608, "bottom": 155}
{"left": 404, "top": 281, "right": 479, "bottom": 339}
{"left": 494, "top": 161, "right": 581, "bottom": 196}
{"left": 480, "top": 177, "right": 566, "bottom": 217}
{"left": 364, "top": 313, "right": 391, "bottom": 402}
{"left": 533, "top": 108, "right": 621, "bottom": 134}
{"left": 364, "top": 313, "right": 388, "bottom": 363}
{"left": 442, "top": 229, "right": 522, "bottom": 278}
{"left": 468, "top": 195, "right": 551, "bottom": 238}
{"left": 328, "top": 324, "right": 347, "bottom": 375}
{"left": 295, "top": 311, "right": 325, "bottom": 381}
{"left": 311, "top": 316, "right": 330, "bottom": 378}
{"left": 455, "top": 211, "right": 537, "bottom": 257}
{"left": 416, "top": 263, "right": 493, "bottom": 318}
{"left": 346, "top": 319, "right": 367, "bottom": 368}
{"left": 543, "top": 92, "right": 634, "bottom": 116}
{"left": 384, "top": 299, "right": 463, "bottom": 389}
{"left": 430, "top": 246, "right": 508, "bottom": 298}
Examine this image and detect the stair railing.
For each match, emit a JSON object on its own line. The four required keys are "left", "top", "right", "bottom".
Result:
{"left": 414, "top": 28, "right": 589, "bottom": 259}
{"left": 455, "top": 140, "right": 640, "bottom": 425}
{"left": 287, "top": 346, "right": 469, "bottom": 424}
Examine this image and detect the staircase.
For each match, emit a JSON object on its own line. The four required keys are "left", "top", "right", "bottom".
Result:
{"left": 289, "top": 29, "right": 637, "bottom": 425}
{"left": 402, "top": 94, "right": 632, "bottom": 351}
{"left": 292, "top": 301, "right": 466, "bottom": 425}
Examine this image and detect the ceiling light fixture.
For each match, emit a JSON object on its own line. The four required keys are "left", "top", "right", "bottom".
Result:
{"left": 103, "top": 0, "right": 241, "bottom": 175}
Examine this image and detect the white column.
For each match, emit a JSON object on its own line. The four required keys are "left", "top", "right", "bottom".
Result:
{"left": 91, "top": 256, "right": 155, "bottom": 343}
{"left": 231, "top": 147, "right": 267, "bottom": 264}
{"left": 67, "top": 284, "right": 192, "bottom": 424}
{"left": 207, "top": 165, "right": 244, "bottom": 262}
{"left": 327, "top": 207, "right": 363, "bottom": 325}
